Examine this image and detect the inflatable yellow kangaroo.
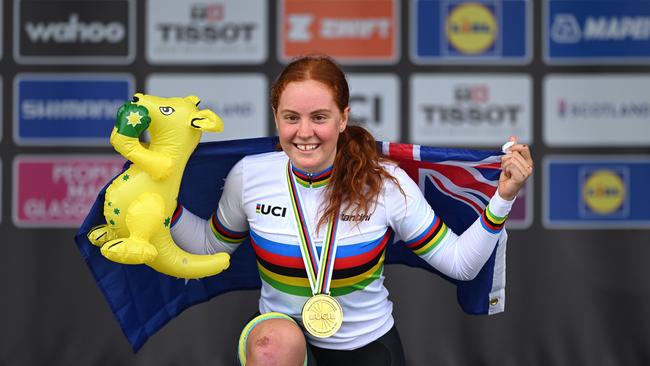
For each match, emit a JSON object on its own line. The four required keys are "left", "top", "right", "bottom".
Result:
{"left": 87, "top": 93, "right": 230, "bottom": 279}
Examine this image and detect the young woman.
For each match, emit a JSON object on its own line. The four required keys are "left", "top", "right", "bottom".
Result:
{"left": 170, "top": 55, "right": 533, "bottom": 366}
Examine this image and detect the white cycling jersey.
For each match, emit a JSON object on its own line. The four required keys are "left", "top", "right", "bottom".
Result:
{"left": 171, "top": 151, "right": 513, "bottom": 350}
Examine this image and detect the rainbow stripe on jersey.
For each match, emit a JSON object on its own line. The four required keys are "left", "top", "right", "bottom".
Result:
{"left": 480, "top": 204, "right": 507, "bottom": 234}
{"left": 404, "top": 215, "right": 449, "bottom": 255}
{"left": 252, "top": 229, "right": 393, "bottom": 297}
{"left": 209, "top": 212, "right": 248, "bottom": 244}
{"left": 291, "top": 165, "right": 332, "bottom": 188}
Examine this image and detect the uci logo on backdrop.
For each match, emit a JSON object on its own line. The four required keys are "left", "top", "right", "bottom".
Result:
{"left": 15, "top": 0, "right": 134, "bottom": 64}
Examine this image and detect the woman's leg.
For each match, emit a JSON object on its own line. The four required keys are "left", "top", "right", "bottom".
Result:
{"left": 308, "top": 325, "right": 405, "bottom": 366}
{"left": 238, "top": 312, "right": 309, "bottom": 366}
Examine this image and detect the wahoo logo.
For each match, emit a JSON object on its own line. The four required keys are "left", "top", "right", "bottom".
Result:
{"left": 24, "top": 13, "right": 125, "bottom": 43}
{"left": 16, "top": 0, "right": 134, "bottom": 64}
{"left": 255, "top": 203, "right": 287, "bottom": 217}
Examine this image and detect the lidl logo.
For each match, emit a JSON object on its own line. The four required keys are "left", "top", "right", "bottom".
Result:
{"left": 581, "top": 169, "right": 626, "bottom": 215}
{"left": 412, "top": 0, "right": 529, "bottom": 64}
{"left": 446, "top": 2, "right": 497, "bottom": 55}
{"left": 544, "top": 156, "right": 650, "bottom": 229}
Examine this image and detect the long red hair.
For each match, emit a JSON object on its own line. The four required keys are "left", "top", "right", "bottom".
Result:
{"left": 271, "top": 55, "right": 402, "bottom": 230}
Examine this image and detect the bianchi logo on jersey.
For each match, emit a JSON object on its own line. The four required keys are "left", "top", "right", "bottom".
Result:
{"left": 256, "top": 203, "right": 287, "bottom": 217}
{"left": 340, "top": 212, "right": 372, "bottom": 222}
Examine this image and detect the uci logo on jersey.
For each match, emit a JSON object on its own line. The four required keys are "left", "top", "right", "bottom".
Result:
{"left": 256, "top": 203, "right": 287, "bottom": 217}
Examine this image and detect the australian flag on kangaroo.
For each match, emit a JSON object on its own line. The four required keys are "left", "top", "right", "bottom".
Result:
{"left": 75, "top": 136, "right": 507, "bottom": 351}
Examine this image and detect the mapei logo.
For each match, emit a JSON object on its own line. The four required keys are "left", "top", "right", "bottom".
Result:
{"left": 581, "top": 169, "right": 627, "bottom": 216}
{"left": 15, "top": 0, "right": 134, "bottom": 64}
{"left": 256, "top": 203, "right": 287, "bottom": 217}
{"left": 445, "top": 2, "right": 498, "bottom": 55}
{"left": 551, "top": 13, "right": 650, "bottom": 44}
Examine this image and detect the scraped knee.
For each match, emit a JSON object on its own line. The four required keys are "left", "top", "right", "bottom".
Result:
{"left": 246, "top": 318, "right": 306, "bottom": 366}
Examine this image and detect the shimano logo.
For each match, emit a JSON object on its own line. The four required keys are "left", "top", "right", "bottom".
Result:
{"left": 552, "top": 14, "right": 650, "bottom": 43}
{"left": 24, "top": 13, "right": 125, "bottom": 43}
{"left": 256, "top": 203, "right": 287, "bottom": 217}
{"left": 21, "top": 99, "right": 124, "bottom": 120}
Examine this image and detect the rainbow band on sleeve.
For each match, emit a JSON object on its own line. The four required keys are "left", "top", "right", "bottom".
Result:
{"left": 170, "top": 204, "right": 183, "bottom": 228}
{"left": 404, "top": 215, "right": 449, "bottom": 256}
{"left": 209, "top": 212, "right": 249, "bottom": 244}
{"left": 480, "top": 205, "right": 507, "bottom": 234}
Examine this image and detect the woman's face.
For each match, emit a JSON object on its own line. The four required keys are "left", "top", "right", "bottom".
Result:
{"left": 274, "top": 79, "right": 349, "bottom": 173}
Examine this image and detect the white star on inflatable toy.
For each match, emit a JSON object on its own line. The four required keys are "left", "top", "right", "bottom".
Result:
{"left": 126, "top": 111, "right": 142, "bottom": 127}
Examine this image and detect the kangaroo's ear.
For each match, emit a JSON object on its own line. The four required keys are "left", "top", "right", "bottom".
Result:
{"left": 185, "top": 95, "right": 201, "bottom": 106}
{"left": 190, "top": 109, "right": 224, "bottom": 132}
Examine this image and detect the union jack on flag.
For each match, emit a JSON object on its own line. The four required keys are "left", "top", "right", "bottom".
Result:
{"left": 76, "top": 137, "right": 507, "bottom": 352}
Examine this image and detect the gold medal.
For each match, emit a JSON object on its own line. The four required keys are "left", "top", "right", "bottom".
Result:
{"left": 301, "top": 294, "right": 343, "bottom": 338}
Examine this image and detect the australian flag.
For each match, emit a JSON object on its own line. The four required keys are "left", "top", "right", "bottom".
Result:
{"left": 75, "top": 136, "right": 506, "bottom": 352}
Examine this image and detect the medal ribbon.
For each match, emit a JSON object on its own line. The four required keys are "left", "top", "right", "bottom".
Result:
{"left": 286, "top": 162, "right": 339, "bottom": 295}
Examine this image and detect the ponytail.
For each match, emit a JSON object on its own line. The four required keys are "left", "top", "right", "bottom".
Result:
{"left": 317, "top": 125, "right": 403, "bottom": 230}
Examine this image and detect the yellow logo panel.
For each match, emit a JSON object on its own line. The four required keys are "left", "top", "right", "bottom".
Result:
{"left": 446, "top": 3, "right": 498, "bottom": 55}
{"left": 582, "top": 170, "right": 626, "bottom": 215}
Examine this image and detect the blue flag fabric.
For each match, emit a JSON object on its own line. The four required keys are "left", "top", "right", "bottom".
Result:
{"left": 75, "top": 136, "right": 506, "bottom": 352}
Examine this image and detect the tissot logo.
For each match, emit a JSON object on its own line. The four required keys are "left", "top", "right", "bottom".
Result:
{"left": 256, "top": 203, "right": 287, "bottom": 217}
{"left": 146, "top": 0, "right": 267, "bottom": 64}
{"left": 410, "top": 74, "right": 531, "bottom": 146}
{"left": 156, "top": 4, "right": 257, "bottom": 44}
{"left": 421, "top": 84, "right": 522, "bottom": 126}
{"left": 15, "top": 0, "right": 134, "bottom": 64}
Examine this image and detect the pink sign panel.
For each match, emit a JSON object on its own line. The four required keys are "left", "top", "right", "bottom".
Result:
{"left": 13, "top": 155, "right": 124, "bottom": 227}
{"left": 507, "top": 180, "right": 533, "bottom": 229}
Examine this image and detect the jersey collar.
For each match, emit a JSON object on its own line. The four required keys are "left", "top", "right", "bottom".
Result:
{"left": 291, "top": 164, "right": 333, "bottom": 188}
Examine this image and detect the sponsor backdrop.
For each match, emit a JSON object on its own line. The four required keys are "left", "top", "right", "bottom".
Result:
{"left": 0, "top": 0, "right": 648, "bottom": 365}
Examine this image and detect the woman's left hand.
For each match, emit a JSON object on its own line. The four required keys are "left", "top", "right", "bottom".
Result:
{"left": 498, "top": 137, "right": 533, "bottom": 201}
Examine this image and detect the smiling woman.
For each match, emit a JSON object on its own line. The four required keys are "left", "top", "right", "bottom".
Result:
{"left": 273, "top": 79, "right": 348, "bottom": 174}
{"left": 169, "top": 54, "right": 532, "bottom": 366}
